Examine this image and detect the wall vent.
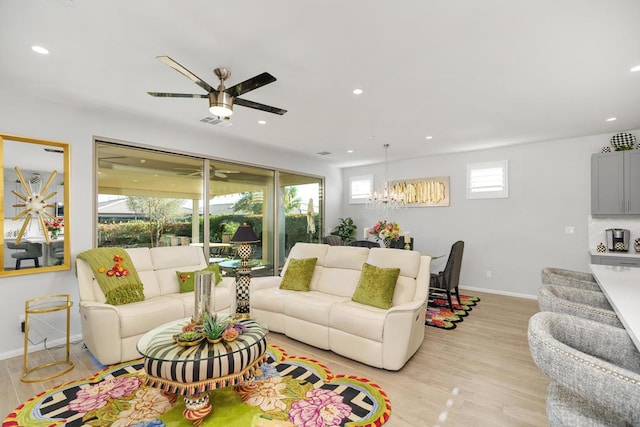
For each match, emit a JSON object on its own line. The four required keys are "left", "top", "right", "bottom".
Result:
{"left": 200, "top": 116, "right": 233, "bottom": 127}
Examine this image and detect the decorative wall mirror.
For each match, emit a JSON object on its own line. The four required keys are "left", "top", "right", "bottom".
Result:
{"left": 0, "top": 134, "right": 70, "bottom": 276}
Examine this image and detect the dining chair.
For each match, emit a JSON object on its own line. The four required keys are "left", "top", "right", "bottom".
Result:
{"left": 6, "top": 242, "right": 43, "bottom": 270}
{"left": 528, "top": 311, "right": 640, "bottom": 426}
{"left": 49, "top": 240, "right": 65, "bottom": 264}
{"left": 349, "top": 240, "right": 379, "bottom": 248}
{"left": 429, "top": 240, "right": 464, "bottom": 309}
{"left": 541, "top": 267, "right": 601, "bottom": 292}
{"left": 537, "top": 284, "right": 622, "bottom": 328}
{"left": 322, "top": 235, "right": 343, "bottom": 246}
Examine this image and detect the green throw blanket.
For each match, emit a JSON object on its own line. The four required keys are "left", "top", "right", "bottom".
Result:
{"left": 77, "top": 247, "right": 144, "bottom": 305}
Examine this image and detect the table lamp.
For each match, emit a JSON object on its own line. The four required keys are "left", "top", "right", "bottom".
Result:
{"left": 230, "top": 223, "right": 260, "bottom": 318}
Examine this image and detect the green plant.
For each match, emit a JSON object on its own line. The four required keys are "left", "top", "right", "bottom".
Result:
{"left": 176, "top": 330, "right": 203, "bottom": 342}
{"left": 331, "top": 217, "right": 357, "bottom": 243}
{"left": 203, "top": 313, "right": 229, "bottom": 340}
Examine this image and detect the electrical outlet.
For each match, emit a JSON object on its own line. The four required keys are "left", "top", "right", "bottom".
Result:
{"left": 486, "top": 270, "right": 492, "bottom": 278}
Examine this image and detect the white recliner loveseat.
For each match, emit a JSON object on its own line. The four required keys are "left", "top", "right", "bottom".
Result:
{"left": 251, "top": 243, "right": 431, "bottom": 370}
{"left": 76, "top": 245, "right": 234, "bottom": 365}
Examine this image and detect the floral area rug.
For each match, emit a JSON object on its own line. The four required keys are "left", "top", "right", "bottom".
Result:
{"left": 4, "top": 344, "right": 390, "bottom": 427}
{"left": 425, "top": 292, "right": 480, "bottom": 330}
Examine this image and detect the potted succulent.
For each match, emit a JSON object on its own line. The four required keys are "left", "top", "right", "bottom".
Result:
{"left": 203, "top": 312, "right": 229, "bottom": 343}
{"left": 174, "top": 330, "right": 204, "bottom": 346}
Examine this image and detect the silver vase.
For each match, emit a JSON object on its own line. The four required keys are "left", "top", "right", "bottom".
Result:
{"left": 193, "top": 271, "right": 213, "bottom": 323}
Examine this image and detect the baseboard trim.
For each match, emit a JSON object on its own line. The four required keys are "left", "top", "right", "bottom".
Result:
{"left": 459, "top": 286, "right": 537, "bottom": 300}
{"left": 0, "top": 333, "right": 83, "bottom": 361}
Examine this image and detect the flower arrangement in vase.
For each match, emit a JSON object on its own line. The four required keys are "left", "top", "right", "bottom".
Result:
{"left": 45, "top": 217, "right": 64, "bottom": 240}
{"left": 369, "top": 220, "right": 401, "bottom": 247}
{"left": 635, "top": 238, "right": 640, "bottom": 253}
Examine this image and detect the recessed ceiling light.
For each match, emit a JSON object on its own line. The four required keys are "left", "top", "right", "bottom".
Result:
{"left": 347, "top": 150, "right": 354, "bottom": 153}
{"left": 425, "top": 136, "right": 433, "bottom": 140}
{"left": 31, "top": 45, "right": 49, "bottom": 55}
{"left": 606, "top": 117, "right": 617, "bottom": 122}
{"left": 353, "top": 88, "right": 364, "bottom": 95}
{"left": 258, "top": 120, "right": 266, "bottom": 125}
{"left": 630, "top": 65, "right": 640, "bottom": 72}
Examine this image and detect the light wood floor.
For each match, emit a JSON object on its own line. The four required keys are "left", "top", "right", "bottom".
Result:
{"left": 1, "top": 291, "right": 549, "bottom": 426}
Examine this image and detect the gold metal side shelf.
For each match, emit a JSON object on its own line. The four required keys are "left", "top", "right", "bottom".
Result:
{"left": 22, "top": 294, "right": 75, "bottom": 383}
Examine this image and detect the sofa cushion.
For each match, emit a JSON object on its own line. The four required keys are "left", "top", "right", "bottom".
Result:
{"left": 367, "top": 248, "right": 421, "bottom": 305}
{"left": 252, "top": 287, "right": 293, "bottom": 313}
{"left": 151, "top": 246, "right": 207, "bottom": 295}
{"left": 126, "top": 248, "right": 162, "bottom": 299}
{"left": 314, "top": 246, "right": 369, "bottom": 296}
{"left": 281, "top": 243, "right": 329, "bottom": 275}
{"left": 176, "top": 264, "right": 222, "bottom": 293}
{"left": 280, "top": 257, "right": 317, "bottom": 291}
{"left": 329, "top": 299, "right": 387, "bottom": 342}
{"left": 284, "top": 291, "right": 347, "bottom": 326}
{"left": 366, "top": 248, "right": 421, "bottom": 278}
{"left": 117, "top": 296, "right": 185, "bottom": 338}
{"left": 352, "top": 263, "right": 400, "bottom": 309}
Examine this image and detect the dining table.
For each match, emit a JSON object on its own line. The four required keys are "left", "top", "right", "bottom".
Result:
{"left": 589, "top": 264, "right": 640, "bottom": 352}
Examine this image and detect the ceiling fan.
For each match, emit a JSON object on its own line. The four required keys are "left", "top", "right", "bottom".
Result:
{"left": 174, "top": 165, "right": 240, "bottom": 179}
{"left": 148, "top": 56, "right": 287, "bottom": 117}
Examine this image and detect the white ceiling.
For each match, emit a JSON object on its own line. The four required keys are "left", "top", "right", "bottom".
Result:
{"left": 2, "top": 0, "right": 640, "bottom": 167}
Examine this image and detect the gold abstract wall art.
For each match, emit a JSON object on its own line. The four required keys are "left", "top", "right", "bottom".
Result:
{"left": 388, "top": 176, "right": 450, "bottom": 207}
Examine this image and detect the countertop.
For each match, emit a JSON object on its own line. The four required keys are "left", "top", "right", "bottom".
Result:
{"left": 590, "top": 250, "right": 640, "bottom": 258}
{"left": 589, "top": 264, "right": 640, "bottom": 352}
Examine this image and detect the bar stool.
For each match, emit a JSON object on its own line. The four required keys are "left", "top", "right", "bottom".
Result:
{"left": 537, "top": 284, "right": 623, "bottom": 328}
{"left": 528, "top": 312, "right": 640, "bottom": 426}
{"left": 541, "top": 267, "right": 601, "bottom": 292}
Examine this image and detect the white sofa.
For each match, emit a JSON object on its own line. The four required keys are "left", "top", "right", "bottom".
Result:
{"left": 76, "top": 245, "right": 234, "bottom": 365}
{"left": 251, "top": 243, "right": 431, "bottom": 370}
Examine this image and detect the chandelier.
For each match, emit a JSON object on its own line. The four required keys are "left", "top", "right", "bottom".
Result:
{"left": 367, "top": 144, "right": 406, "bottom": 210}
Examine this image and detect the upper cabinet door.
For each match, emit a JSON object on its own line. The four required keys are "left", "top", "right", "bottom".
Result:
{"left": 591, "top": 152, "right": 624, "bottom": 215}
{"left": 624, "top": 150, "right": 640, "bottom": 214}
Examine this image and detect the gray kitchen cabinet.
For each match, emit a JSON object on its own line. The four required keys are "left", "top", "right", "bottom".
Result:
{"left": 591, "top": 254, "right": 640, "bottom": 267}
{"left": 591, "top": 151, "right": 640, "bottom": 215}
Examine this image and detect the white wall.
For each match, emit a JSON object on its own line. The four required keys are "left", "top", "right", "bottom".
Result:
{"left": 0, "top": 92, "right": 342, "bottom": 359}
{"left": 342, "top": 131, "right": 639, "bottom": 298}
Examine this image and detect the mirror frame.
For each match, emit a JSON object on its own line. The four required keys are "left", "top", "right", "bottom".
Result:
{"left": 0, "top": 133, "right": 71, "bottom": 276}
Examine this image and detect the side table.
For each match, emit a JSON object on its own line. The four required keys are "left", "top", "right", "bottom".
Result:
{"left": 22, "top": 294, "right": 75, "bottom": 383}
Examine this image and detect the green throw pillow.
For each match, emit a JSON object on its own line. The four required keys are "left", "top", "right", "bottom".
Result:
{"left": 177, "top": 263, "right": 223, "bottom": 293}
{"left": 352, "top": 263, "right": 400, "bottom": 309}
{"left": 279, "top": 257, "right": 318, "bottom": 291}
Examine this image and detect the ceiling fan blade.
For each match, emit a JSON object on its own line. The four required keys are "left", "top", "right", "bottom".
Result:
{"left": 148, "top": 92, "right": 208, "bottom": 98}
{"left": 156, "top": 55, "right": 216, "bottom": 94}
{"left": 234, "top": 97, "right": 287, "bottom": 115}
{"left": 225, "top": 72, "right": 276, "bottom": 98}
{"left": 214, "top": 171, "right": 228, "bottom": 178}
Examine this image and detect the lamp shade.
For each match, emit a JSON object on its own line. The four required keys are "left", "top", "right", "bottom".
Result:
{"left": 230, "top": 223, "right": 259, "bottom": 243}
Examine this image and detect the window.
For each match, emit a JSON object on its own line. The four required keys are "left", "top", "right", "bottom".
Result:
{"left": 466, "top": 161, "right": 508, "bottom": 199}
{"left": 95, "top": 140, "right": 324, "bottom": 275}
{"left": 349, "top": 175, "right": 373, "bottom": 204}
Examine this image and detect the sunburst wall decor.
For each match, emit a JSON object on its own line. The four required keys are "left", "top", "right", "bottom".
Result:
{"left": 11, "top": 166, "right": 58, "bottom": 244}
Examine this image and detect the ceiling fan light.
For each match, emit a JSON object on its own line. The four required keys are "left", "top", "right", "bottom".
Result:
{"left": 209, "top": 92, "right": 234, "bottom": 117}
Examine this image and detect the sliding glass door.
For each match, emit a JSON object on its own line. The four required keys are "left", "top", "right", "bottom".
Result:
{"left": 96, "top": 140, "right": 322, "bottom": 274}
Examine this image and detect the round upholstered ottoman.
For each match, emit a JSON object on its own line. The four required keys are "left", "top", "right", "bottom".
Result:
{"left": 137, "top": 317, "right": 267, "bottom": 425}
